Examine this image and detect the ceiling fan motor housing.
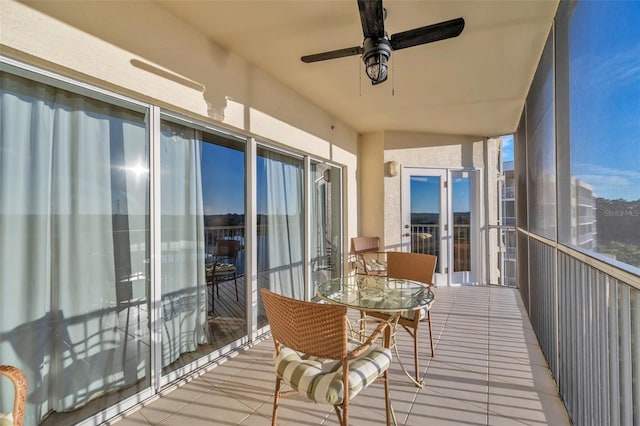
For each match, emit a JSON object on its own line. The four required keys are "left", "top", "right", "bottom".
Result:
{"left": 362, "top": 37, "right": 391, "bottom": 84}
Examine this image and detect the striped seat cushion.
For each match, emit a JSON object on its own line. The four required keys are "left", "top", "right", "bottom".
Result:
{"left": 402, "top": 305, "right": 430, "bottom": 321}
{"left": 275, "top": 339, "right": 391, "bottom": 405}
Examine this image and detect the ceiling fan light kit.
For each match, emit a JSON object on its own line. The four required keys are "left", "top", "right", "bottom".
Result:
{"left": 301, "top": 0, "right": 464, "bottom": 86}
{"left": 363, "top": 37, "right": 391, "bottom": 85}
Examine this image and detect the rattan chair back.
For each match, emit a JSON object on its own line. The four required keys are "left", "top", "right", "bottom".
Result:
{"left": 261, "top": 289, "right": 348, "bottom": 360}
{"left": 387, "top": 251, "right": 436, "bottom": 285}
{"left": 350, "top": 236, "right": 380, "bottom": 255}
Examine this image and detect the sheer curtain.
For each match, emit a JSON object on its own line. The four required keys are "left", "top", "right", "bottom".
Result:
{"left": 259, "top": 149, "right": 304, "bottom": 300}
{"left": 0, "top": 72, "right": 149, "bottom": 421}
{"left": 160, "top": 122, "right": 207, "bottom": 369}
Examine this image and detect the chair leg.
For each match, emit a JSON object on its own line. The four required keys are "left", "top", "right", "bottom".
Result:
{"left": 428, "top": 310, "right": 435, "bottom": 357}
{"left": 383, "top": 369, "right": 391, "bottom": 426}
{"left": 413, "top": 326, "right": 420, "bottom": 384}
{"left": 207, "top": 283, "right": 213, "bottom": 315}
{"left": 234, "top": 275, "right": 238, "bottom": 301}
{"left": 272, "top": 376, "right": 281, "bottom": 426}
{"left": 340, "top": 361, "right": 349, "bottom": 426}
{"left": 212, "top": 284, "right": 216, "bottom": 315}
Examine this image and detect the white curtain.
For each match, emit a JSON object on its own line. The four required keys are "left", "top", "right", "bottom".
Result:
{"left": 262, "top": 151, "right": 304, "bottom": 299}
{"left": 0, "top": 72, "right": 148, "bottom": 421}
{"left": 160, "top": 122, "right": 207, "bottom": 368}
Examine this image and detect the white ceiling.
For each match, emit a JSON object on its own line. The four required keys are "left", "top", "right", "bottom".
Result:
{"left": 157, "top": 0, "right": 558, "bottom": 137}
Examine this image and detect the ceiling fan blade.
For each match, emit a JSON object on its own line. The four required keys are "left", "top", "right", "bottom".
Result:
{"left": 390, "top": 17, "right": 465, "bottom": 51}
{"left": 301, "top": 46, "right": 363, "bottom": 63}
{"left": 357, "top": 0, "right": 385, "bottom": 39}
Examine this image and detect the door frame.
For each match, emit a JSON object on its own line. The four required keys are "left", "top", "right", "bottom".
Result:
{"left": 401, "top": 167, "right": 481, "bottom": 286}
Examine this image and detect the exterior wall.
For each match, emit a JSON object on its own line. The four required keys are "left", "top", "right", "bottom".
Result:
{"left": 357, "top": 132, "right": 385, "bottom": 242}
{"left": 0, "top": 0, "right": 359, "bottom": 255}
{"left": 382, "top": 131, "right": 486, "bottom": 252}
{"left": 353, "top": 130, "right": 499, "bottom": 285}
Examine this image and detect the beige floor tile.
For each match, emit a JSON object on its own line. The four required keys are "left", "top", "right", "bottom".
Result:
{"left": 158, "top": 388, "right": 255, "bottom": 426}
{"left": 113, "top": 410, "right": 152, "bottom": 425}
{"left": 112, "top": 286, "right": 571, "bottom": 426}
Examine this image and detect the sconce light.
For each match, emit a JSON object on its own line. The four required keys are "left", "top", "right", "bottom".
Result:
{"left": 385, "top": 161, "right": 399, "bottom": 177}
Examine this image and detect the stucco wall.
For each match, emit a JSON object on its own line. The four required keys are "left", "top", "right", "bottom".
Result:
{"left": 382, "top": 131, "right": 484, "bottom": 251}
{"left": 357, "top": 132, "right": 385, "bottom": 242}
{"left": 0, "top": 0, "right": 359, "bottom": 255}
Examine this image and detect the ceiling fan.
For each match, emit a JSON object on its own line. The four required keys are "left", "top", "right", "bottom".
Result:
{"left": 301, "top": 0, "right": 465, "bottom": 85}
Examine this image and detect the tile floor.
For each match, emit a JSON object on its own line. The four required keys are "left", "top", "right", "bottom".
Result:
{"left": 112, "top": 286, "right": 571, "bottom": 425}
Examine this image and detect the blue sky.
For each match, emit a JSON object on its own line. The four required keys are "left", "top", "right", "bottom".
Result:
{"left": 501, "top": 1, "right": 638, "bottom": 201}
{"left": 410, "top": 175, "right": 470, "bottom": 214}
{"left": 568, "top": 0, "right": 640, "bottom": 201}
{"left": 201, "top": 143, "right": 245, "bottom": 215}
{"left": 502, "top": 134, "right": 514, "bottom": 162}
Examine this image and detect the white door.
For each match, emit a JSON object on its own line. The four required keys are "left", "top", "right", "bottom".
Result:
{"left": 401, "top": 168, "right": 449, "bottom": 285}
{"left": 401, "top": 168, "right": 477, "bottom": 286}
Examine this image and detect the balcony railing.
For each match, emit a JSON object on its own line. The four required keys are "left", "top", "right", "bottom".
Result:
{"left": 527, "top": 236, "right": 640, "bottom": 425}
{"left": 410, "top": 224, "right": 472, "bottom": 272}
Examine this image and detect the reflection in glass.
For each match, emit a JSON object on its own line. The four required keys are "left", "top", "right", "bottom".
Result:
{"left": 526, "top": 31, "right": 556, "bottom": 241}
{"left": 557, "top": 1, "right": 640, "bottom": 270}
{"left": 256, "top": 147, "right": 304, "bottom": 328}
{"left": 410, "top": 175, "right": 440, "bottom": 270}
{"left": 452, "top": 173, "right": 471, "bottom": 272}
{"left": 0, "top": 71, "right": 150, "bottom": 424}
{"left": 310, "top": 162, "right": 342, "bottom": 297}
{"left": 160, "top": 120, "right": 246, "bottom": 375}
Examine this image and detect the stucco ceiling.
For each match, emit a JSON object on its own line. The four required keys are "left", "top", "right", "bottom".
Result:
{"left": 159, "top": 0, "right": 558, "bottom": 137}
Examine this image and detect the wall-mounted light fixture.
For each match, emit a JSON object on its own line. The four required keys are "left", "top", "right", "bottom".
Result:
{"left": 385, "top": 161, "right": 399, "bottom": 177}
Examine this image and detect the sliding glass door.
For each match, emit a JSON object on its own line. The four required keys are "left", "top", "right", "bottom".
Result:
{"left": 0, "top": 70, "right": 151, "bottom": 425}
{"left": 256, "top": 147, "right": 304, "bottom": 329}
{"left": 160, "top": 119, "right": 246, "bottom": 376}
{"left": 310, "top": 162, "right": 343, "bottom": 296}
{"left": 1, "top": 62, "right": 343, "bottom": 425}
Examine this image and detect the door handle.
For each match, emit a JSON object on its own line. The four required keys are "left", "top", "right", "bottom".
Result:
{"left": 403, "top": 233, "right": 410, "bottom": 237}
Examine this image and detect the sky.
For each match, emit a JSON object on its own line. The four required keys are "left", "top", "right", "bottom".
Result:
{"left": 410, "top": 174, "right": 470, "bottom": 214}
{"left": 502, "top": 134, "right": 514, "bottom": 163}
{"left": 568, "top": 0, "right": 640, "bottom": 201}
{"left": 500, "top": 1, "right": 639, "bottom": 201}
{"left": 201, "top": 143, "right": 245, "bottom": 215}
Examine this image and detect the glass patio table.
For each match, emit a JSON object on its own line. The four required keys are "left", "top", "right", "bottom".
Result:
{"left": 317, "top": 275, "right": 435, "bottom": 387}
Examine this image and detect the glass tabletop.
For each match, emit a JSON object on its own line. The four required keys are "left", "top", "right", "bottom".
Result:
{"left": 317, "top": 275, "right": 434, "bottom": 313}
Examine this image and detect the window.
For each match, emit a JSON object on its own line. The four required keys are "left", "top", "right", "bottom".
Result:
{"left": 526, "top": 31, "right": 556, "bottom": 240}
{"left": 557, "top": 1, "right": 640, "bottom": 272}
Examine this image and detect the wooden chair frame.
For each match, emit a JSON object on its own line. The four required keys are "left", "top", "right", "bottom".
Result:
{"left": 0, "top": 365, "right": 27, "bottom": 426}
{"left": 261, "top": 289, "right": 392, "bottom": 426}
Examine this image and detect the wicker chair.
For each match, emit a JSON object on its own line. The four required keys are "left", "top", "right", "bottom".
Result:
{"left": 0, "top": 365, "right": 27, "bottom": 426}
{"left": 362, "top": 252, "right": 437, "bottom": 385}
{"left": 260, "top": 289, "right": 393, "bottom": 426}
{"left": 350, "top": 236, "right": 387, "bottom": 276}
